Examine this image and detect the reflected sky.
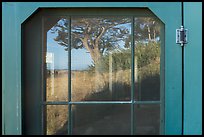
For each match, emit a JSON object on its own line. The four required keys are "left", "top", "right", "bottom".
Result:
{"left": 47, "top": 30, "right": 68, "bottom": 70}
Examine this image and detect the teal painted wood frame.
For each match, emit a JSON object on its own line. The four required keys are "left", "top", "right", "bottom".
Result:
{"left": 183, "top": 2, "right": 202, "bottom": 135}
{"left": 2, "top": 2, "right": 182, "bottom": 135}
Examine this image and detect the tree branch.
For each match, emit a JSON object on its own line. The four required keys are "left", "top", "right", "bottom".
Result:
{"left": 81, "top": 34, "right": 93, "bottom": 52}
{"left": 71, "top": 32, "right": 84, "bottom": 42}
{"left": 94, "top": 27, "right": 106, "bottom": 48}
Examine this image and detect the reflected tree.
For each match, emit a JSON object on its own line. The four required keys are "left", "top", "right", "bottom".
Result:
{"left": 51, "top": 17, "right": 160, "bottom": 64}
{"left": 51, "top": 17, "right": 131, "bottom": 64}
{"left": 50, "top": 17, "right": 161, "bottom": 73}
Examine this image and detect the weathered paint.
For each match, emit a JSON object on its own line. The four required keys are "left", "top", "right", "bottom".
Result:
{"left": 2, "top": 2, "right": 183, "bottom": 135}
{"left": 183, "top": 2, "right": 202, "bottom": 135}
{"left": 2, "top": 2, "right": 21, "bottom": 135}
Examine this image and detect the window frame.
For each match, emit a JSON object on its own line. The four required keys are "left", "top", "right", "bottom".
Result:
{"left": 39, "top": 8, "right": 164, "bottom": 135}
{"left": 19, "top": 3, "right": 182, "bottom": 135}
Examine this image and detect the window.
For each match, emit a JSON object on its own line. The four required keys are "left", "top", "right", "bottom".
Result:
{"left": 22, "top": 8, "right": 164, "bottom": 135}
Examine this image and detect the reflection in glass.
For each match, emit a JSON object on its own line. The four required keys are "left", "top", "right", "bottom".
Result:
{"left": 71, "top": 17, "right": 132, "bottom": 101}
{"left": 134, "top": 17, "right": 162, "bottom": 101}
{"left": 134, "top": 104, "right": 160, "bottom": 135}
{"left": 43, "top": 15, "right": 164, "bottom": 135}
{"left": 44, "top": 17, "right": 69, "bottom": 101}
{"left": 46, "top": 105, "right": 68, "bottom": 135}
{"left": 72, "top": 104, "right": 131, "bottom": 135}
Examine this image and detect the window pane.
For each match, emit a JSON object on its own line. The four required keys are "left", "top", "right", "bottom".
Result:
{"left": 44, "top": 17, "right": 69, "bottom": 101}
{"left": 71, "top": 17, "right": 132, "bottom": 101}
{"left": 134, "top": 17, "right": 162, "bottom": 101}
{"left": 46, "top": 105, "right": 68, "bottom": 135}
{"left": 72, "top": 104, "right": 131, "bottom": 135}
{"left": 134, "top": 104, "right": 160, "bottom": 135}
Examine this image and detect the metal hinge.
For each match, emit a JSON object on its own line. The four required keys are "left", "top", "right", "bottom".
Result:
{"left": 176, "top": 26, "right": 188, "bottom": 46}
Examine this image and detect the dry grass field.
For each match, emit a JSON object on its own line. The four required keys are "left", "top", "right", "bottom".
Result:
{"left": 46, "top": 69, "right": 131, "bottom": 134}
{"left": 46, "top": 60, "right": 160, "bottom": 135}
{"left": 46, "top": 69, "right": 131, "bottom": 102}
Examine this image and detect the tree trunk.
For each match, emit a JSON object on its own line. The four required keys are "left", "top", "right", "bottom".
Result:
{"left": 82, "top": 28, "right": 108, "bottom": 92}
{"left": 93, "top": 48, "right": 102, "bottom": 63}
{"left": 81, "top": 37, "right": 102, "bottom": 64}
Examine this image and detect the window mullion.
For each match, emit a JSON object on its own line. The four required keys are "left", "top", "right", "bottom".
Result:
{"left": 131, "top": 16, "right": 135, "bottom": 135}
{"left": 68, "top": 16, "right": 72, "bottom": 135}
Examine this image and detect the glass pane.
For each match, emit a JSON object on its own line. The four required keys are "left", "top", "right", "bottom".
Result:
{"left": 71, "top": 17, "right": 132, "bottom": 101}
{"left": 134, "top": 17, "right": 162, "bottom": 101}
{"left": 134, "top": 104, "right": 160, "bottom": 135}
{"left": 46, "top": 105, "right": 68, "bottom": 135}
{"left": 72, "top": 104, "right": 131, "bottom": 135}
{"left": 44, "top": 17, "right": 69, "bottom": 101}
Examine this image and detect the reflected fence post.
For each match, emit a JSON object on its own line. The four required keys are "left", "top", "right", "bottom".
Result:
{"left": 109, "top": 52, "right": 113, "bottom": 99}
{"left": 51, "top": 53, "right": 54, "bottom": 96}
{"left": 46, "top": 52, "right": 55, "bottom": 96}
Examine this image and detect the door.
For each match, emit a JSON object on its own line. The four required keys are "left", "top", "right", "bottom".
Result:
{"left": 22, "top": 3, "right": 182, "bottom": 135}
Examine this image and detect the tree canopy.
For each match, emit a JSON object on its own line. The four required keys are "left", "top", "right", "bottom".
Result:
{"left": 51, "top": 17, "right": 131, "bottom": 63}
{"left": 50, "top": 17, "right": 161, "bottom": 63}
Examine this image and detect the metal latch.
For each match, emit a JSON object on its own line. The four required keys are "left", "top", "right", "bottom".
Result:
{"left": 176, "top": 26, "right": 188, "bottom": 45}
